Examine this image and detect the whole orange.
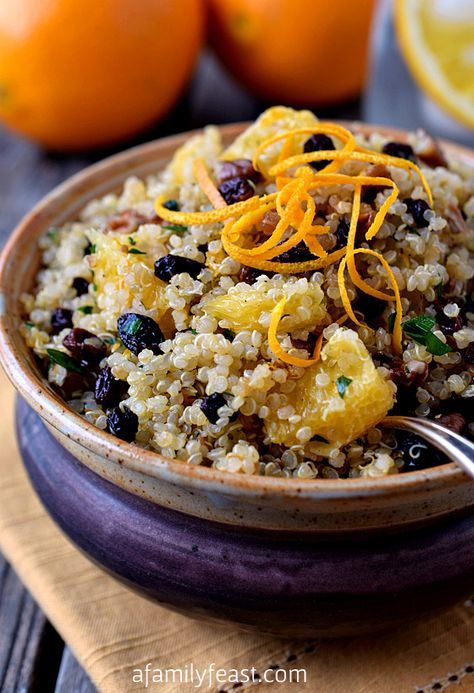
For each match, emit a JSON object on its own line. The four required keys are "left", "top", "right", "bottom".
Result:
{"left": 0, "top": 0, "right": 203, "bottom": 150}
{"left": 207, "top": 0, "right": 376, "bottom": 106}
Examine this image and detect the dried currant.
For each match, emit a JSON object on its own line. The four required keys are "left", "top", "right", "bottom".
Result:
{"left": 72, "top": 277, "right": 90, "bottom": 296}
{"left": 303, "top": 134, "right": 335, "bottom": 171}
{"left": 154, "top": 254, "right": 204, "bottom": 282}
{"left": 200, "top": 393, "right": 227, "bottom": 424}
{"left": 63, "top": 328, "right": 107, "bottom": 367}
{"left": 382, "top": 141, "right": 417, "bottom": 162}
{"left": 51, "top": 308, "right": 73, "bottom": 335}
{"left": 218, "top": 177, "right": 254, "bottom": 205}
{"left": 95, "top": 365, "right": 128, "bottom": 409}
{"left": 117, "top": 313, "right": 164, "bottom": 355}
{"left": 405, "top": 198, "right": 431, "bottom": 227}
{"left": 107, "top": 405, "right": 138, "bottom": 442}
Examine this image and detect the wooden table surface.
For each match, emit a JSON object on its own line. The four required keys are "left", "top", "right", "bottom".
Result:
{"left": 1, "top": 9, "right": 472, "bottom": 690}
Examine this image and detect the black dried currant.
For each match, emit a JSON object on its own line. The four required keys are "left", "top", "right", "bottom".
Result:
{"left": 382, "top": 141, "right": 417, "bottom": 162}
{"left": 239, "top": 265, "right": 273, "bottom": 284}
{"left": 303, "top": 134, "right": 335, "bottom": 171}
{"left": 107, "top": 405, "right": 138, "bottom": 442}
{"left": 275, "top": 241, "right": 315, "bottom": 263}
{"left": 163, "top": 199, "right": 179, "bottom": 211}
{"left": 63, "top": 328, "right": 107, "bottom": 367}
{"left": 200, "top": 393, "right": 227, "bottom": 424}
{"left": 72, "top": 277, "right": 90, "bottom": 296}
{"left": 436, "top": 310, "right": 463, "bottom": 336}
{"left": 218, "top": 176, "right": 254, "bottom": 205}
{"left": 51, "top": 308, "right": 73, "bottom": 335}
{"left": 95, "top": 365, "right": 128, "bottom": 409}
{"left": 117, "top": 313, "right": 164, "bottom": 355}
{"left": 405, "top": 198, "right": 431, "bottom": 227}
{"left": 154, "top": 254, "right": 204, "bottom": 282}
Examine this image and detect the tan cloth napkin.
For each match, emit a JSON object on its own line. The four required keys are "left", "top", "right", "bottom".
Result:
{"left": 0, "top": 369, "right": 473, "bottom": 693}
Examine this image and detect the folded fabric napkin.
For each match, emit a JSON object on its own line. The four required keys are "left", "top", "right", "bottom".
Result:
{"left": 0, "top": 370, "right": 472, "bottom": 693}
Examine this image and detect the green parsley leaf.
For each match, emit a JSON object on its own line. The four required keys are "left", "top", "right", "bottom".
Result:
{"left": 336, "top": 375, "right": 352, "bottom": 399}
{"left": 407, "top": 227, "right": 420, "bottom": 236}
{"left": 92, "top": 283, "right": 98, "bottom": 292}
{"left": 222, "top": 329, "right": 234, "bottom": 341}
{"left": 86, "top": 243, "right": 97, "bottom": 255}
{"left": 162, "top": 223, "right": 188, "bottom": 233}
{"left": 163, "top": 199, "right": 179, "bottom": 211}
{"left": 425, "top": 332, "right": 452, "bottom": 356}
{"left": 128, "top": 248, "right": 147, "bottom": 255}
{"left": 46, "top": 228, "right": 58, "bottom": 240}
{"left": 128, "top": 236, "right": 136, "bottom": 245}
{"left": 402, "top": 314, "right": 452, "bottom": 355}
{"left": 189, "top": 328, "right": 197, "bottom": 335}
{"left": 24, "top": 321, "right": 34, "bottom": 328}
{"left": 46, "top": 348, "right": 85, "bottom": 374}
{"left": 387, "top": 312, "right": 396, "bottom": 334}
{"left": 77, "top": 306, "right": 93, "bottom": 314}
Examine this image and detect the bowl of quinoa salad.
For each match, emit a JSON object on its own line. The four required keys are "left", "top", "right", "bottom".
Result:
{"left": 3, "top": 108, "right": 474, "bottom": 636}
{"left": 1, "top": 106, "right": 474, "bottom": 530}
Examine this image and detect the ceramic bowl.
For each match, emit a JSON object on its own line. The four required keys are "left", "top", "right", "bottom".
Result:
{"left": 1, "top": 123, "right": 474, "bottom": 636}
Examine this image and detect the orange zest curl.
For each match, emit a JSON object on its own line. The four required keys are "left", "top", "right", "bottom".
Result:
{"left": 154, "top": 124, "right": 433, "bottom": 364}
{"left": 268, "top": 296, "right": 321, "bottom": 368}
{"left": 192, "top": 158, "right": 227, "bottom": 209}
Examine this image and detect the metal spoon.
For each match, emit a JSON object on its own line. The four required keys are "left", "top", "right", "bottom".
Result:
{"left": 380, "top": 416, "right": 474, "bottom": 479}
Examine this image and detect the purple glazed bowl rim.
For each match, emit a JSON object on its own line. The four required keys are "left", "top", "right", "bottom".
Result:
{"left": 0, "top": 121, "right": 472, "bottom": 502}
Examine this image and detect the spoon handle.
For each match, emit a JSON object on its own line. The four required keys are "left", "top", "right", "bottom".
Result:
{"left": 381, "top": 416, "right": 474, "bottom": 479}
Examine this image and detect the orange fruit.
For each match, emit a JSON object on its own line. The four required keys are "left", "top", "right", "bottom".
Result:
{"left": 395, "top": 0, "right": 474, "bottom": 130}
{"left": 207, "top": 0, "right": 376, "bottom": 106}
{"left": 0, "top": 0, "right": 204, "bottom": 150}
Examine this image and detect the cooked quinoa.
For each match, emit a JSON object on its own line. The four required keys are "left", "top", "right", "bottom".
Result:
{"left": 22, "top": 107, "right": 474, "bottom": 479}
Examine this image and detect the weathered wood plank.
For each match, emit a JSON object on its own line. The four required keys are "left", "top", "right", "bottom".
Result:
{"left": 0, "top": 554, "right": 63, "bottom": 692}
{"left": 55, "top": 648, "right": 96, "bottom": 693}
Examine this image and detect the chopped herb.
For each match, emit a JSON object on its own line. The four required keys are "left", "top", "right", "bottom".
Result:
{"left": 407, "top": 227, "right": 420, "bottom": 236}
{"left": 127, "top": 248, "right": 147, "bottom": 255}
{"left": 24, "top": 321, "right": 34, "bottom": 328}
{"left": 162, "top": 223, "right": 188, "bottom": 233}
{"left": 46, "top": 228, "right": 58, "bottom": 240}
{"left": 104, "top": 336, "right": 116, "bottom": 345}
{"left": 121, "top": 315, "right": 142, "bottom": 336}
{"left": 77, "top": 306, "right": 93, "bottom": 314}
{"left": 435, "top": 282, "right": 443, "bottom": 300}
{"left": 163, "top": 199, "right": 179, "bottom": 211}
{"left": 87, "top": 243, "right": 97, "bottom": 255}
{"left": 46, "top": 348, "right": 85, "bottom": 374}
{"left": 189, "top": 328, "right": 198, "bottom": 335}
{"left": 336, "top": 375, "right": 352, "bottom": 398}
{"left": 128, "top": 236, "right": 136, "bottom": 245}
{"left": 425, "top": 332, "right": 452, "bottom": 356}
{"left": 92, "top": 283, "right": 98, "bottom": 292}
{"left": 402, "top": 315, "right": 452, "bottom": 355}
{"left": 387, "top": 312, "right": 396, "bottom": 334}
{"left": 222, "top": 329, "right": 234, "bottom": 341}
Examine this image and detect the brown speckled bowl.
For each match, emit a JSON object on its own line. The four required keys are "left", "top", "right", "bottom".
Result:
{"left": 1, "top": 123, "right": 474, "bottom": 636}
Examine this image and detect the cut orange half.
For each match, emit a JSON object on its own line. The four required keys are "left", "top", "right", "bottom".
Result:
{"left": 395, "top": 0, "right": 474, "bottom": 129}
